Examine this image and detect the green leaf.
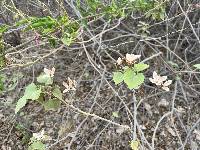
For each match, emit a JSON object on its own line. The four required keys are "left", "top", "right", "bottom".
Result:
{"left": 113, "top": 72, "right": 124, "bottom": 85}
{"left": 123, "top": 68, "right": 135, "bottom": 81}
{"left": 15, "top": 17, "right": 35, "bottom": 27}
{"left": 0, "top": 75, "right": 4, "bottom": 92}
{"left": 48, "top": 38, "right": 56, "bottom": 47}
{"left": 15, "top": 83, "right": 41, "bottom": 114}
{"left": 24, "top": 83, "right": 41, "bottom": 100}
{"left": 124, "top": 68, "right": 144, "bottom": 89}
{"left": 28, "top": 141, "right": 45, "bottom": 150}
{"left": 52, "top": 86, "right": 62, "bottom": 100}
{"left": 29, "top": 16, "right": 56, "bottom": 29}
{"left": 15, "top": 96, "right": 28, "bottom": 114}
{"left": 193, "top": 64, "right": 200, "bottom": 70}
{"left": 61, "top": 36, "right": 72, "bottom": 46}
{"left": 134, "top": 63, "right": 149, "bottom": 72}
{"left": 0, "top": 24, "right": 9, "bottom": 33}
{"left": 43, "top": 99, "right": 61, "bottom": 111}
{"left": 0, "top": 82, "right": 3, "bottom": 92}
{"left": 130, "top": 140, "right": 139, "bottom": 150}
{"left": 37, "top": 74, "right": 53, "bottom": 85}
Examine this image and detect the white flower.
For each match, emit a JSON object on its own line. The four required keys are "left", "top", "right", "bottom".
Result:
{"left": 149, "top": 71, "right": 167, "bottom": 85}
{"left": 162, "top": 80, "right": 172, "bottom": 91}
{"left": 44, "top": 67, "right": 55, "bottom": 77}
{"left": 149, "top": 71, "right": 172, "bottom": 91}
{"left": 63, "top": 77, "right": 77, "bottom": 93}
{"left": 162, "top": 86, "right": 169, "bottom": 91}
{"left": 163, "top": 80, "right": 172, "bottom": 87}
{"left": 63, "top": 81, "right": 70, "bottom": 93}
{"left": 117, "top": 57, "right": 122, "bottom": 65}
{"left": 33, "top": 129, "right": 45, "bottom": 140}
{"left": 125, "top": 53, "right": 141, "bottom": 64}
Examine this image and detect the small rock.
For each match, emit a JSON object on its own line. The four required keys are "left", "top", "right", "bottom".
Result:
{"left": 144, "top": 103, "right": 152, "bottom": 116}
{"left": 158, "top": 99, "right": 169, "bottom": 107}
{"left": 166, "top": 126, "right": 176, "bottom": 137}
{"left": 194, "top": 130, "right": 200, "bottom": 141}
{"left": 116, "top": 126, "right": 127, "bottom": 134}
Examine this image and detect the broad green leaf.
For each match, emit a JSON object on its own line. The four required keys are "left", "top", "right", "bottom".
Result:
{"left": 14, "top": 83, "right": 41, "bottom": 113}
{"left": 130, "top": 140, "right": 139, "bottom": 150}
{"left": 42, "top": 28, "right": 52, "bottom": 34}
{"left": 37, "top": 74, "right": 53, "bottom": 85}
{"left": 28, "top": 141, "right": 45, "bottom": 150}
{"left": 24, "top": 83, "right": 41, "bottom": 100}
{"left": 15, "top": 96, "right": 28, "bottom": 114}
{"left": 43, "top": 99, "right": 61, "bottom": 111}
{"left": 128, "top": 73, "right": 144, "bottom": 89}
{"left": 124, "top": 68, "right": 144, "bottom": 89}
{"left": 134, "top": 63, "right": 149, "bottom": 72}
{"left": 52, "top": 86, "right": 62, "bottom": 100}
{"left": 113, "top": 72, "right": 123, "bottom": 85}
{"left": 123, "top": 68, "right": 135, "bottom": 89}
{"left": 123, "top": 68, "right": 135, "bottom": 82}
{"left": 193, "top": 64, "right": 200, "bottom": 70}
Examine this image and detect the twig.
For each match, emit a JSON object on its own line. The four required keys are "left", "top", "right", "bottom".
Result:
{"left": 151, "top": 112, "right": 172, "bottom": 149}
{"left": 141, "top": 52, "right": 162, "bottom": 63}
{"left": 68, "top": 104, "right": 130, "bottom": 130}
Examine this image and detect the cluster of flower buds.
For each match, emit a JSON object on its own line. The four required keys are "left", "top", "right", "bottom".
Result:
{"left": 33, "top": 129, "right": 45, "bottom": 140}
{"left": 44, "top": 67, "right": 55, "bottom": 77}
{"left": 149, "top": 71, "right": 172, "bottom": 91}
{"left": 117, "top": 53, "right": 141, "bottom": 65}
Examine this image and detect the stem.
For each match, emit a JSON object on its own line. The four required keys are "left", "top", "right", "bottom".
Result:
{"left": 61, "top": 99, "right": 131, "bottom": 130}
{"left": 132, "top": 92, "right": 137, "bottom": 140}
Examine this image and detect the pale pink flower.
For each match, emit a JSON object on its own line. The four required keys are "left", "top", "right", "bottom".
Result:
{"left": 63, "top": 81, "right": 70, "bottom": 93}
{"left": 149, "top": 71, "right": 172, "bottom": 91}
{"left": 162, "top": 80, "right": 172, "bottom": 91}
{"left": 63, "top": 77, "right": 77, "bottom": 93}
{"left": 162, "top": 86, "right": 169, "bottom": 91}
{"left": 125, "top": 53, "right": 141, "bottom": 64}
{"left": 44, "top": 67, "right": 55, "bottom": 77}
{"left": 35, "top": 32, "right": 40, "bottom": 46}
{"left": 117, "top": 57, "right": 122, "bottom": 65}
{"left": 149, "top": 71, "right": 167, "bottom": 85}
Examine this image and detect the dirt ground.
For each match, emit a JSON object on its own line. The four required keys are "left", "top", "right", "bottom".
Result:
{"left": 1, "top": 0, "right": 200, "bottom": 150}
